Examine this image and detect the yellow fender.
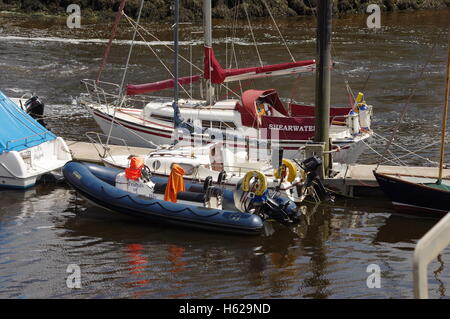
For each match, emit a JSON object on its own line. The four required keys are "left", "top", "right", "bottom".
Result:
{"left": 242, "top": 170, "right": 268, "bottom": 196}
{"left": 273, "top": 159, "right": 298, "bottom": 183}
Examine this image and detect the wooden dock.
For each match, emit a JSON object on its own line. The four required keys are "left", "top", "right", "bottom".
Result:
{"left": 66, "top": 140, "right": 152, "bottom": 164}
{"left": 66, "top": 140, "right": 449, "bottom": 197}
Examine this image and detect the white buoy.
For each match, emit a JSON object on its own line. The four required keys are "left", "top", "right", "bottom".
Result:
{"left": 347, "top": 109, "right": 360, "bottom": 135}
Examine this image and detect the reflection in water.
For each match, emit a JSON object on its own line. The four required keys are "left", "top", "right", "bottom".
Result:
{"left": 0, "top": 185, "right": 449, "bottom": 298}
{"left": 296, "top": 204, "right": 333, "bottom": 298}
{"left": 374, "top": 214, "right": 436, "bottom": 244}
{"left": 168, "top": 245, "right": 187, "bottom": 273}
{"left": 433, "top": 254, "right": 446, "bottom": 298}
{"left": 167, "top": 245, "right": 188, "bottom": 298}
{"left": 125, "top": 243, "right": 150, "bottom": 286}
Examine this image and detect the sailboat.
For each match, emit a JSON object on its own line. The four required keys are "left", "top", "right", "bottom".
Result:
{"left": 62, "top": 2, "right": 307, "bottom": 235}
{"left": 77, "top": 0, "right": 374, "bottom": 164}
{"left": 374, "top": 33, "right": 450, "bottom": 216}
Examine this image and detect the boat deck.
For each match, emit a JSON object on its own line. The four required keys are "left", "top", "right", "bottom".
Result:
{"left": 67, "top": 140, "right": 151, "bottom": 163}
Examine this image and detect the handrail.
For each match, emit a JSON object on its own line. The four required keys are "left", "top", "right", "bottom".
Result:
{"left": 5, "top": 131, "right": 51, "bottom": 150}
{"left": 85, "top": 131, "right": 133, "bottom": 159}
{"left": 413, "top": 211, "right": 450, "bottom": 298}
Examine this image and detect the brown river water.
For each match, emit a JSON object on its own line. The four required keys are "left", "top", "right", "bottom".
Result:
{"left": 0, "top": 9, "right": 449, "bottom": 299}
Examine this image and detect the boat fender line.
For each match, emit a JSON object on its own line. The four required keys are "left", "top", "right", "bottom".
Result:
{"left": 98, "top": 185, "right": 222, "bottom": 218}
{"left": 273, "top": 159, "right": 298, "bottom": 183}
{"left": 242, "top": 170, "right": 268, "bottom": 196}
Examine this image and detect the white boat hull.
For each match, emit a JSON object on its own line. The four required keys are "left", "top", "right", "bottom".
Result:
{"left": 88, "top": 106, "right": 371, "bottom": 164}
{"left": 0, "top": 137, "right": 72, "bottom": 189}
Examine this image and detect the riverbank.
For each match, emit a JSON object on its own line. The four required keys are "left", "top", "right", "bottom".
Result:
{"left": 0, "top": 0, "right": 448, "bottom": 22}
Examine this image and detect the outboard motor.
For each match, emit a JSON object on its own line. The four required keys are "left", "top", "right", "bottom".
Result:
{"left": 24, "top": 96, "right": 45, "bottom": 126}
{"left": 234, "top": 177, "right": 300, "bottom": 226}
{"left": 300, "top": 155, "right": 334, "bottom": 203}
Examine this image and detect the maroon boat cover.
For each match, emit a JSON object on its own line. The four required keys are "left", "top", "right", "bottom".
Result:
{"left": 237, "top": 89, "right": 289, "bottom": 128}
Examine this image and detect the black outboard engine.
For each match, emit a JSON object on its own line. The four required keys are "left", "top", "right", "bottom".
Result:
{"left": 259, "top": 197, "right": 301, "bottom": 226}
{"left": 24, "top": 96, "right": 45, "bottom": 126}
{"left": 300, "top": 155, "right": 334, "bottom": 202}
{"left": 234, "top": 180, "right": 300, "bottom": 226}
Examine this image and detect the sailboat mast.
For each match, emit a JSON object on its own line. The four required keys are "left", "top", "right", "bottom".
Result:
{"left": 203, "top": 0, "right": 215, "bottom": 105}
{"left": 438, "top": 32, "right": 450, "bottom": 182}
{"left": 172, "top": 0, "right": 183, "bottom": 129}
{"left": 174, "top": 0, "right": 180, "bottom": 105}
{"left": 314, "top": 0, "right": 332, "bottom": 174}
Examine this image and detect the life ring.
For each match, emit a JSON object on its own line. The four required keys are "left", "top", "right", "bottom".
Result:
{"left": 242, "top": 170, "right": 268, "bottom": 196}
{"left": 273, "top": 159, "right": 298, "bottom": 183}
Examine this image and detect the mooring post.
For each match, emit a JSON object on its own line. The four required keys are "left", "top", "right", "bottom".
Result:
{"left": 314, "top": 0, "right": 332, "bottom": 177}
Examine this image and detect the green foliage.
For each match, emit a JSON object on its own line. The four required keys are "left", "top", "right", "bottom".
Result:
{"left": 6, "top": 0, "right": 448, "bottom": 20}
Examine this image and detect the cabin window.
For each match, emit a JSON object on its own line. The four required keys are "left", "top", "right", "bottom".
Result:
{"left": 151, "top": 160, "right": 161, "bottom": 171}
{"left": 174, "top": 163, "right": 195, "bottom": 175}
{"left": 202, "top": 120, "right": 236, "bottom": 129}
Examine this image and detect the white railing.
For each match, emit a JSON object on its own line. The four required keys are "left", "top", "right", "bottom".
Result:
{"left": 413, "top": 211, "right": 450, "bottom": 298}
{"left": 6, "top": 131, "right": 52, "bottom": 150}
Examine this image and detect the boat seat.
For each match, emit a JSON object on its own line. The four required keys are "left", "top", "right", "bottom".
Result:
{"left": 176, "top": 191, "right": 205, "bottom": 203}
{"left": 153, "top": 182, "right": 168, "bottom": 194}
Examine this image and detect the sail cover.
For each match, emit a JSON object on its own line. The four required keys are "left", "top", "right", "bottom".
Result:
{"left": 127, "top": 75, "right": 201, "bottom": 95}
{"left": 0, "top": 91, "right": 56, "bottom": 154}
{"left": 204, "top": 47, "right": 316, "bottom": 84}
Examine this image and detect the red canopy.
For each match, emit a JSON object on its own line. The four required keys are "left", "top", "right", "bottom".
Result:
{"left": 203, "top": 47, "right": 315, "bottom": 84}
{"left": 237, "top": 89, "right": 289, "bottom": 128}
{"left": 126, "top": 75, "right": 201, "bottom": 95}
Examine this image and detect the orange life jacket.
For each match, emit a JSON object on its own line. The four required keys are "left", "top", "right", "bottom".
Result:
{"left": 164, "top": 164, "right": 185, "bottom": 203}
{"left": 125, "top": 157, "right": 144, "bottom": 180}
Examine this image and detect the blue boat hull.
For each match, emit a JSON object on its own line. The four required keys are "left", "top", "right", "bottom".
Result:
{"left": 63, "top": 161, "right": 265, "bottom": 235}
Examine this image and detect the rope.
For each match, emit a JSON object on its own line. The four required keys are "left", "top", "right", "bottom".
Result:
{"left": 122, "top": 14, "right": 193, "bottom": 99}
{"left": 374, "top": 132, "right": 440, "bottom": 166}
{"left": 123, "top": 13, "right": 241, "bottom": 99}
{"left": 375, "top": 40, "right": 439, "bottom": 169}
{"left": 260, "top": 0, "right": 295, "bottom": 62}
{"left": 106, "top": 95, "right": 125, "bottom": 146}
{"left": 119, "top": 0, "right": 145, "bottom": 96}
{"left": 242, "top": 2, "right": 263, "bottom": 67}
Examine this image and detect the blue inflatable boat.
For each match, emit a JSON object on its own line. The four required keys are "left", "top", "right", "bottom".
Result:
{"left": 63, "top": 162, "right": 300, "bottom": 235}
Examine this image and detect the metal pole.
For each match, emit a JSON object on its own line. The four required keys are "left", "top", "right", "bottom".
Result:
{"left": 203, "top": 0, "right": 214, "bottom": 105}
{"left": 314, "top": 0, "right": 332, "bottom": 174}
{"left": 174, "top": 0, "right": 180, "bottom": 105}
{"left": 438, "top": 32, "right": 450, "bottom": 183}
{"left": 172, "top": 0, "right": 183, "bottom": 129}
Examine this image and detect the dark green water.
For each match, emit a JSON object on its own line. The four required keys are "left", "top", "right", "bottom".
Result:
{"left": 0, "top": 9, "right": 449, "bottom": 298}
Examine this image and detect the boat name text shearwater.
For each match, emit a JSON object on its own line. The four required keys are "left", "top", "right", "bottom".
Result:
{"left": 268, "top": 124, "right": 315, "bottom": 132}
